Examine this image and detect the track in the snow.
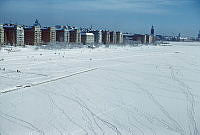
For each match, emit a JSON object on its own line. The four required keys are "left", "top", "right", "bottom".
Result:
{"left": 0, "top": 68, "right": 98, "bottom": 95}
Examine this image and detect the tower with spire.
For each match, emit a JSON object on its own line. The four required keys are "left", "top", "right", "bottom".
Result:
{"left": 151, "top": 25, "right": 154, "bottom": 35}
{"left": 33, "top": 19, "right": 41, "bottom": 27}
{"left": 178, "top": 33, "right": 181, "bottom": 41}
{"left": 149, "top": 25, "right": 155, "bottom": 44}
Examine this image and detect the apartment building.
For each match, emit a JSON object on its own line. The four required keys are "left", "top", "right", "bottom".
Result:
{"left": 69, "top": 28, "right": 81, "bottom": 43}
{"left": 116, "top": 32, "right": 123, "bottom": 44}
{"left": 41, "top": 27, "right": 56, "bottom": 44}
{"left": 89, "top": 30, "right": 102, "bottom": 44}
{"left": 102, "top": 30, "right": 110, "bottom": 44}
{"left": 4, "top": 24, "right": 24, "bottom": 46}
{"left": 0, "top": 24, "right": 4, "bottom": 45}
{"left": 24, "top": 26, "right": 41, "bottom": 45}
{"left": 56, "top": 26, "right": 70, "bottom": 43}
{"left": 110, "top": 31, "right": 117, "bottom": 44}
{"left": 81, "top": 32, "right": 94, "bottom": 45}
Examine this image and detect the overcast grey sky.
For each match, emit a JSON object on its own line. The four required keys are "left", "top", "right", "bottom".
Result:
{"left": 0, "top": 0, "right": 200, "bottom": 36}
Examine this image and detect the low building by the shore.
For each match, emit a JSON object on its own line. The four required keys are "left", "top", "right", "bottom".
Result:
{"left": 132, "top": 34, "right": 147, "bottom": 44}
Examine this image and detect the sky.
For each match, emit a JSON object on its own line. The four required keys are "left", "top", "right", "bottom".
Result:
{"left": 0, "top": 0, "right": 200, "bottom": 37}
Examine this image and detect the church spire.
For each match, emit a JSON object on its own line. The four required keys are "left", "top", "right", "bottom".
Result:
{"left": 151, "top": 25, "right": 154, "bottom": 35}
{"left": 33, "top": 19, "right": 41, "bottom": 27}
{"left": 198, "top": 30, "right": 200, "bottom": 38}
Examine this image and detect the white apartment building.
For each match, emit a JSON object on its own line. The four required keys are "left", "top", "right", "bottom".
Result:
{"left": 0, "top": 24, "right": 4, "bottom": 45}
{"left": 81, "top": 33, "right": 94, "bottom": 44}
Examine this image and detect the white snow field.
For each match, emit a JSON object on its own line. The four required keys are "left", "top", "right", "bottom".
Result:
{"left": 0, "top": 42, "right": 200, "bottom": 135}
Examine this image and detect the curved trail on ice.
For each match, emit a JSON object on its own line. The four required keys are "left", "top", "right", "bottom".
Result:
{"left": 0, "top": 68, "right": 98, "bottom": 95}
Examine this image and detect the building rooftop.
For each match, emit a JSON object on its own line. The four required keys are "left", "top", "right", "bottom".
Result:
{"left": 3, "top": 24, "right": 16, "bottom": 28}
{"left": 24, "top": 26, "right": 33, "bottom": 29}
{"left": 81, "top": 32, "right": 94, "bottom": 36}
{"left": 56, "top": 28, "right": 64, "bottom": 31}
{"left": 41, "top": 27, "right": 48, "bottom": 30}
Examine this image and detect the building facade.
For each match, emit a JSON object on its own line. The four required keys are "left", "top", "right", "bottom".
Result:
{"left": 102, "top": 31, "right": 110, "bottom": 44}
{"left": 89, "top": 30, "right": 102, "bottom": 44}
{"left": 146, "top": 34, "right": 154, "bottom": 44}
{"left": 116, "top": 32, "right": 123, "bottom": 44}
{"left": 110, "top": 31, "right": 117, "bottom": 44}
{"left": 63, "top": 28, "right": 70, "bottom": 43}
{"left": 24, "top": 26, "right": 41, "bottom": 45}
{"left": 81, "top": 33, "right": 94, "bottom": 45}
{"left": 0, "top": 24, "right": 4, "bottom": 45}
{"left": 4, "top": 24, "right": 24, "bottom": 46}
{"left": 56, "top": 26, "right": 70, "bottom": 43}
{"left": 198, "top": 30, "right": 200, "bottom": 40}
{"left": 155, "top": 35, "right": 163, "bottom": 41}
{"left": 132, "top": 34, "right": 147, "bottom": 44}
{"left": 123, "top": 33, "right": 135, "bottom": 44}
{"left": 41, "top": 27, "right": 56, "bottom": 44}
{"left": 16, "top": 26, "right": 24, "bottom": 46}
{"left": 69, "top": 28, "right": 81, "bottom": 43}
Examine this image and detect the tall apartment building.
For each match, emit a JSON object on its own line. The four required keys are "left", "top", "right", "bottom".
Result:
{"left": 102, "top": 30, "right": 110, "bottom": 44}
{"left": 69, "top": 28, "right": 81, "bottom": 43}
{"left": 110, "top": 31, "right": 117, "bottom": 44}
{"left": 4, "top": 24, "right": 24, "bottom": 46}
{"left": 24, "top": 26, "right": 41, "bottom": 45}
{"left": 0, "top": 24, "right": 4, "bottom": 45}
{"left": 116, "top": 32, "right": 123, "bottom": 44}
{"left": 41, "top": 27, "right": 56, "bottom": 44}
{"left": 198, "top": 30, "right": 200, "bottom": 39}
{"left": 81, "top": 32, "right": 94, "bottom": 45}
{"left": 56, "top": 26, "right": 70, "bottom": 43}
{"left": 24, "top": 20, "right": 41, "bottom": 45}
{"left": 89, "top": 30, "right": 102, "bottom": 44}
{"left": 16, "top": 26, "right": 24, "bottom": 46}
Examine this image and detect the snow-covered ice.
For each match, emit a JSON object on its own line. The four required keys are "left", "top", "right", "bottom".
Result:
{"left": 0, "top": 42, "right": 200, "bottom": 135}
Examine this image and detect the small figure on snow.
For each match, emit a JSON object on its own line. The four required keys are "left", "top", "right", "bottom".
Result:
{"left": 17, "top": 69, "right": 21, "bottom": 73}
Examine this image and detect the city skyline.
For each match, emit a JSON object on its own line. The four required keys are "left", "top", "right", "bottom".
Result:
{"left": 0, "top": 0, "right": 200, "bottom": 37}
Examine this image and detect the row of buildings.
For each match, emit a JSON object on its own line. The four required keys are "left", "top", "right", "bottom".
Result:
{"left": 0, "top": 20, "right": 158, "bottom": 46}
{"left": 123, "top": 26, "right": 155, "bottom": 44}
{"left": 0, "top": 20, "right": 124, "bottom": 46}
{"left": 155, "top": 31, "right": 200, "bottom": 42}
